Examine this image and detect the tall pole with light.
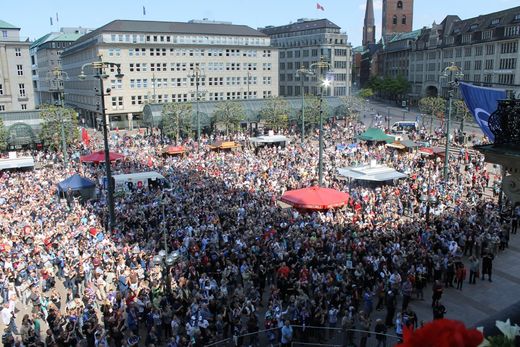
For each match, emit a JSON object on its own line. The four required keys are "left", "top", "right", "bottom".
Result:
{"left": 48, "top": 67, "right": 69, "bottom": 169}
{"left": 440, "top": 62, "right": 464, "bottom": 185}
{"left": 309, "top": 56, "right": 333, "bottom": 187}
{"left": 78, "top": 60, "right": 124, "bottom": 232}
{"left": 296, "top": 68, "right": 314, "bottom": 145}
{"left": 188, "top": 67, "right": 205, "bottom": 150}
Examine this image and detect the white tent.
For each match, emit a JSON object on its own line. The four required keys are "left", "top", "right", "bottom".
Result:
{"left": 337, "top": 162, "right": 407, "bottom": 182}
{"left": 0, "top": 156, "right": 34, "bottom": 171}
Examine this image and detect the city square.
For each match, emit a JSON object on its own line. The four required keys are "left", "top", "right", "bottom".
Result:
{"left": 1, "top": 1, "right": 520, "bottom": 347}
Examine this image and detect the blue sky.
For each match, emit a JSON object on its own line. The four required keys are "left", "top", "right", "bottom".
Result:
{"left": 2, "top": 0, "right": 519, "bottom": 47}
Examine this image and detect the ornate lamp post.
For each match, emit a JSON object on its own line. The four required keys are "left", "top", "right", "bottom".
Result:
{"left": 309, "top": 56, "right": 333, "bottom": 186}
{"left": 188, "top": 67, "right": 206, "bottom": 149}
{"left": 296, "top": 68, "right": 314, "bottom": 145}
{"left": 78, "top": 59, "right": 124, "bottom": 231}
{"left": 440, "top": 62, "right": 464, "bottom": 185}
{"left": 48, "top": 67, "right": 70, "bottom": 169}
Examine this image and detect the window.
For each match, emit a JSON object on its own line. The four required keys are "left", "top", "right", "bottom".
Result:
{"left": 402, "top": 15, "right": 406, "bottom": 25}
{"left": 499, "top": 58, "right": 516, "bottom": 70}
{"left": 475, "top": 46, "right": 483, "bottom": 56}
{"left": 486, "top": 44, "right": 495, "bottom": 55}
{"left": 397, "top": 1, "right": 403, "bottom": 9}
{"left": 505, "top": 25, "right": 520, "bottom": 37}
{"left": 0, "top": 105, "right": 4, "bottom": 111}
{"left": 484, "top": 59, "right": 494, "bottom": 70}
{"left": 0, "top": 84, "right": 3, "bottom": 95}
{"left": 16, "top": 65, "right": 23, "bottom": 75}
{"left": 482, "top": 30, "right": 492, "bottom": 40}
{"left": 462, "top": 34, "right": 471, "bottom": 44}
{"left": 464, "top": 47, "right": 472, "bottom": 56}
{"left": 497, "top": 74, "right": 514, "bottom": 85}
{"left": 501, "top": 41, "right": 518, "bottom": 54}
{"left": 2, "top": 31, "right": 7, "bottom": 38}
{"left": 15, "top": 48, "right": 21, "bottom": 56}
{"left": 474, "top": 60, "right": 482, "bottom": 70}
{"left": 393, "top": 15, "right": 398, "bottom": 25}
{"left": 21, "top": 104, "right": 27, "bottom": 110}
{"left": 491, "top": 18, "right": 501, "bottom": 26}
{"left": 18, "top": 83, "right": 25, "bottom": 97}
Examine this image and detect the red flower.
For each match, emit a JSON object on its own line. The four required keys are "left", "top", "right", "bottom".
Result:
{"left": 397, "top": 319, "right": 483, "bottom": 347}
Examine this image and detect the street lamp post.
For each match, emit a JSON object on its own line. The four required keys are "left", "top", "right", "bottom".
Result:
{"left": 309, "top": 57, "right": 333, "bottom": 186}
{"left": 78, "top": 60, "right": 124, "bottom": 232}
{"left": 441, "top": 62, "right": 464, "bottom": 185}
{"left": 188, "top": 67, "right": 205, "bottom": 149}
{"left": 296, "top": 68, "right": 314, "bottom": 145}
{"left": 49, "top": 67, "right": 69, "bottom": 169}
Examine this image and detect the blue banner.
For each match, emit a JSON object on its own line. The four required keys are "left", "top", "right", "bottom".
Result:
{"left": 458, "top": 82, "right": 506, "bottom": 142}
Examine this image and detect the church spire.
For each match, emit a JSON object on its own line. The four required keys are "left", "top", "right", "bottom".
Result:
{"left": 363, "top": 0, "right": 376, "bottom": 46}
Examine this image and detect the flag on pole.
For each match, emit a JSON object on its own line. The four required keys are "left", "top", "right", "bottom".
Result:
{"left": 50, "top": 17, "right": 53, "bottom": 26}
{"left": 458, "top": 82, "right": 506, "bottom": 142}
{"left": 81, "top": 128, "right": 90, "bottom": 146}
{"left": 143, "top": 6, "right": 146, "bottom": 15}
{"left": 316, "top": 2, "right": 325, "bottom": 11}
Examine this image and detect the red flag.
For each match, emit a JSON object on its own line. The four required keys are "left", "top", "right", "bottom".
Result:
{"left": 81, "top": 128, "right": 90, "bottom": 146}
{"left": 316, "top": 2, "right": 325, "bottom": 10}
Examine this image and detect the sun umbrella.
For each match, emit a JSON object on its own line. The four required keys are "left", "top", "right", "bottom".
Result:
{"left": 80, "top": 150, "right": 125, "bottom": 163}
{"left": 280, "top": 186, "right": 350, "bottom": 210}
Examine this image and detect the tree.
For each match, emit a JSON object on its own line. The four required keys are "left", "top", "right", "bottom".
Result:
{"left": 161, "top": 102, "right": 193, "bottom": 145}
{"left": 302, "top": 95, "right": 329, "bottom": 130}
{"left": 453, "top": 99, "right": 472, "bottom": 133}
{"left": 39, "top": 104, "right": 79, "bottom": 151}
{"left": 358, "top": 88, "right": 374, "bottom": 99}
{"left": 418, "top": 97, "right": 447, "bottom": 133}
{"left": 0, "top": 117, "right": 7, "bottom": 151}
{"left": 369, "top": 75, "right": 410, "bottom": 100}
{"left": 259, "top": 97, "right": 290, "bottom": 132}
{"left": 213, "top": 101, "right": 245, "bottom": 136}
{"left": 339, "top": 96, "right": 365, "bottom": 122}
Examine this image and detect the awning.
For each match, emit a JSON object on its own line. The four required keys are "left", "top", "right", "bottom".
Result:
{"left": 80, "top": 150, "right": 125, "bottom": 163}
{"left": 163, "top": 145, "right": 186, "bottom": 155}
{"left": 401, "top": 140, "right": 420, "bottom": 148}
{"left": 386, "top": 142, "right": 406, "bottom": 150}
{"left": 209, "top": 141, "right": 240, "bottom": 150}
{"left": 357, "top": 128, "right": 395, "bottom": 143}
{"left": 337, "top": 164, "right": 408, "bottom": 182}
{"left": 280, "top": 186, "right": 350, "bottom": 210}
{"left": 0, "top": 156, "right": 35, "bottom": 171}
{"left": 250, "top": 135, "right": 288, "bottom": 144}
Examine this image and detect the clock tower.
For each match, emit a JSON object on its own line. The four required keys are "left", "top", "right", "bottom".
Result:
{"left": 362, "top": 0, "right": 376, "bottom": 46}
{"left": 382, "top": 0, "right": 414, "bottom": 39}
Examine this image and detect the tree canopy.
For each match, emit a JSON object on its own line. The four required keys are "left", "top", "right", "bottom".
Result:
{"left": 0, "top": 117, "right": 7, "bottom": 151}
{"left": 418, "top": 97, "right": 447, "bottom": 118}
{"left": 213, "top": 101, "right": 245, "bottom": 135}
{"left": 259, "top": 97, "right": 290, "bottom": 131}
{"left": 368, "top": 75, "right": 410, "bottom": 100}
{"left": 39, "top": 104, "right": 79, "bottom": 150}
{"left": 161, "top": 102, "right": 193, "bottom": 144}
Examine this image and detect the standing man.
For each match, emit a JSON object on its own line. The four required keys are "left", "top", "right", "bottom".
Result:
{"left": 468, "top": 256, "right": 480, "bottom": 284}
{"left": 482, "top": 250, "right": 494, "bottom": 282}
{"left": 280, "top": 320, "right": 293, "bottom": 347}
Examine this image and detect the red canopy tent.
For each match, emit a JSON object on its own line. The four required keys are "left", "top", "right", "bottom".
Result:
{"left": 163, "top": 145, "right": 186, "bottom": 155}
{"left": 280, "top": 186, "right": 350, "bottom": 210}
{"left": 80, "top": 150, "right": 125, "bottom": 163}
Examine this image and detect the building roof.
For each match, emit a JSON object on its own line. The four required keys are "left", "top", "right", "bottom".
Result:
{"left": 388, "top": 29, "right": 422, "bottom": 43}
{"left": 259, "top": 19, "right": 340, "bottom": 35}
{"left": 30, "top": 31, "right": 89, "bottom": 49}
{"left": 450, "top": 6, "right": 520, "bottom": 35}
{"left": 72, "top": 19, "right": 267, "bottom": 46}
{"left": 0, "top": 19, "right": 18, "bottom": 29}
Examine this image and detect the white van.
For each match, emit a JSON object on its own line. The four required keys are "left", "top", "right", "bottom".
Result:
{"left": 104, "top": 171, "right": 168, "bottom": 192}
{"left": 391, "top": 121, "right": 419, "bottom": 134}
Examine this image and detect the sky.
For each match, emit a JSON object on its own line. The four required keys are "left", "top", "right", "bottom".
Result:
{"left": 2, "top": 0, "right": 519, "bottom": 47}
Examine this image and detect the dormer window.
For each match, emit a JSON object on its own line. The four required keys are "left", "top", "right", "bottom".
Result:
{"left": 491, "top": 18, "right": 501, "bottom": 26}
{"left": 515, "top": 14, "right": 520, "bottom": 21}
{"left": 469, "top": 24, "right": 478, "bottom": 31}
{"left": 397, "top": 1, "right": 403, "bottom": 9}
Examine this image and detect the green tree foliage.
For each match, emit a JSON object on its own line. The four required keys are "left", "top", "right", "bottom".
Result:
{"left": 213, "top": 101, "right": 245, "bottom": 135}
{"left": 0, "top": 117, "right": 7, "bottom": 151}
{"left": 368, "top": 75, "right": 410, "bottom": 99}
{"left": 358, "top": 88, "right": 374, "bottom": 99}
{"left": 418, "top": 97, "right": 447, "bottom": 119}
{"left": 39, "top": 104, "right": 79, "bottom": 150}
{"left": 453, "top": 99, "right": 472, "bottom": 132}
{"left": 161, "top": 102, "right": 193, "bottom": 144}
{"left": 259, "top": 97, "right": 290, "bottom": 131}
{"left": 303, "top": 95, "right": 329, "bottom": 129}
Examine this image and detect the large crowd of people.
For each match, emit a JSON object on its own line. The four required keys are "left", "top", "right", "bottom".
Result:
{"left": 0, "top": 118, "right": 517, "bottom": 347}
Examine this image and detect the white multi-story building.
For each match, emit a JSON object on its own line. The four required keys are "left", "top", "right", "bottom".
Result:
{"left": 61, "top": 19, "right": 278, "bottom": 129}
{"left": 30, "top": 27, "right": 90, "bottom": 106}
{"left": 0, "top": 20, "right": 35, "bottom": 112}
{"left": 260, "top": 19, "right": 352, "bottom": 97}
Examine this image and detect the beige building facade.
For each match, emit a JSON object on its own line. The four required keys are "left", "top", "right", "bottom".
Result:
{"left": 0, "top": 20, "right": 35, "bottom": 112}
{"left": 61, "top": 19, "right": 278, "bottom": 129}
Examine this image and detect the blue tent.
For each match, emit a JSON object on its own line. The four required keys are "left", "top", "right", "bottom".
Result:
{"left": 57, "top": 174, "right": 96, "bottom": 200}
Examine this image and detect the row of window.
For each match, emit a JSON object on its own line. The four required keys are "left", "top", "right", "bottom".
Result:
{"left": 115, "top": 47, "right": 270, "bottom": 58}
{"left": 124, "top": 75, "right": 272, "bottom": 88}
{"left": 279, "top": 73, "right": 346, "bottom": 82}
{"left": 414, "top": 58, "right": 517, "bottom": 72}
{"left": 415, "top": 41, "right": 518, "bottom": 61}
{"left": 107, "top": 33, "right": 269, "bottom": 46}
{"left": 127, "top": 62, "right": 273, "bottom": 73}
